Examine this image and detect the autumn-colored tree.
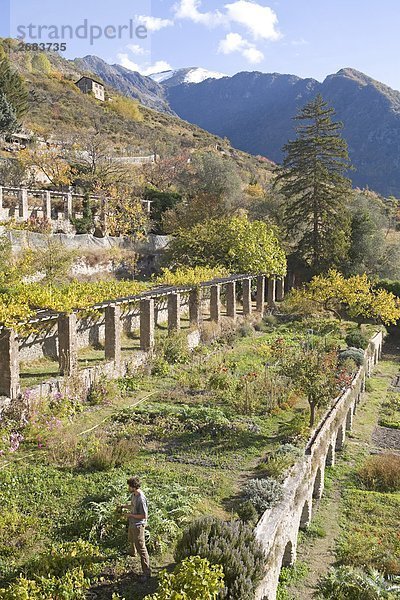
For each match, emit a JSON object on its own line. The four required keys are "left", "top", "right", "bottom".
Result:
{"left": 288, "top": 270, "right": 400, "bottom": 325}
{"left": 167, "top": 214, "right": 286, "bottom": 275}
{"left": 19, "top": 146, "right": 73, "bottom": 187}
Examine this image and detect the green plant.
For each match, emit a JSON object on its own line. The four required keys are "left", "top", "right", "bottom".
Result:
{"left": 345, "top": 330, "right": 369, "bottom": 350}
{"left": 0, "top": 568, "right": 89, "bottom": 600}
{"left": 175, "top": 517, "right": 265, "bottom": 600}
{"left": 339, "top": 348, "right": 365, "bottom": 367}
{"left": 236, "top": 500, "right": 259, "bottom": 524}
{"left": 144, "top": 556, "right": 224, "bottom": 600}
{"left": 159, "top": 332, "right": 190, "bottom": 364}
{"left": 279, "top": 413, "right": 309, "bottom": 443}
{"left": 357, "top": 454, "right": 400, "bottom": 492}
{"left": 88, "top": 377, "right": 123, "bottom": 406}
{"left": 242, "top": 478, "right": 284, "bottom": 515}
{"left": 316, "top": 566, "right": 400, "bottom": 599}
{"left": 25, "top": 539, "right": 103, "bottom": 579}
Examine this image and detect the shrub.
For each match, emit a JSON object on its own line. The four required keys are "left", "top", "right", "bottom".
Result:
{"left": 236, "top": 500, "right": 259, "bottom": 525}
{"left": 25, "top": 539, "right": 103, "bottom": 579}
{"left": 144, "top": 556, "right": 224, "bottom": 600}
{"left": 236, "top": 323, "right": 254, "bottom": 338}
{"left": 358, "top": 454, "right": 400, "bottom": 492}
{"left": 257, "top": 444, "right": 303, "bottom": 480}
{"left": 316, "top": 565, "right": 400, "bottom": 599}
{"left": 0, "top": 568, "right": 89, "bottom": 600}
{"left": 175, "top": 517, "right": 265, "bottom": 600}
{"left": 279, "top": 413, "right": 309, "bottom": 444}
{"left": 242, "top": 478, "right": 284, "bottom": 515}
{"left": 345, "top": 330, "right": 369, "bottom": 350}
{"left": 88, "top": 377, "right": 122, "bottom": 405}
{"left": 81, "top": 437, "right": 137, "bottom": 471}
{"left": 339, "top": 347, "right": 365, "bottom": 367}
{"left": 159, "top": 332, "right": 190, "bottom": 364}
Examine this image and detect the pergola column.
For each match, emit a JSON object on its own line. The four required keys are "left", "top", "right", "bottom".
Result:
{"left": 43, "top": 191, "right": 52, "bottom": 220}
{"left": 242, "top": 278, "right": 252, "bottom": 315}
{"left": 267, "top": 277, "right": 276, "bottom": 308}
{"left": 0, "top": 328, "right": 20, "bottom": 399}
{"left": 105, "top": 304, "right": 122, "bottom": 366}
{"left": 18, "top": 188, "right": 28, "bottom": 220}
{"left": 58, "top": 313, "right": 78, "bottom": 375}
{"left": 210, "top": 284, "right": 221, "bottom": 324}
{"left": 65, "top": 192, "right": 73, "bottom": 220}
{"left": 226, "top": 281, "right": 236, "bottom": 319}
{"left": 189, "top": 288, "right": 202, "bottom": 327}
{"left": 276, "top": 277, "right": 285, "bottom": 301}
{"left": 140, "top": 299, "right": 155, "bottom": 351}
{"left": 256, "top": 275, "right": 265, "bottom": 313}
{"left": 168, "top": 293, "right": 181, "bottom": 332}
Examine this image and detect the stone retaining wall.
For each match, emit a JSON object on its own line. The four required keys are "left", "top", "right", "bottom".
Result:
{"left": 255, "top": 331, "right": 383, "bottom": 600}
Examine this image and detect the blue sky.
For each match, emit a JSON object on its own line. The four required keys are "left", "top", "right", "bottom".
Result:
{"left": 1, "top": 0, "right": 400, "bottom": 89}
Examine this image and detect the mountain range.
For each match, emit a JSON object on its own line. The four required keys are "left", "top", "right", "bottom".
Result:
{"left": 74, "top": 56, "right": 400, "bottom": 196}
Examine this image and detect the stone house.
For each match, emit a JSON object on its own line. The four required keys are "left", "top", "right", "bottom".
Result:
{"left": 75, "top": 76, "right": 105, "bottom": 101}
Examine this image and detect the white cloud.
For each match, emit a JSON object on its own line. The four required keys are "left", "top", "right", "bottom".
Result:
{"left": 117, "top": 54, "right": 172, "bottom": 76}
{"left": 136, "top": 15, "right": 174, "bottom": 32}
{"left": 218, "top": 32, "right": 264, "bottom": 64}
{"left": 174, "top": 0, "right": 226, "bottom": 27}
{"left": 224, "top": 1, "right": 281, "bottom": 40}
{"left": 126, "top": 44, "right": 148, "bottom": 55}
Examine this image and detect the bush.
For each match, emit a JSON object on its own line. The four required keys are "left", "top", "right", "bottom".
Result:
{"left": 159, "top": 332, "right": 190, "bottom": 364}
{"left": 175, "top": 517, "right": 265, "bottom": 600}
{"left": 25, "top": 539, "right": 103, "bottom": 579}
{"left": 358, "top": 454, "right": 400, "bottom": 492}
{"left": 316, "top": 565, "right": 400, "bottom": 599}
{"left": 339, "top": 347, "right": 365, "bottom": 367}
{"left": 236, "top": 500, "right": 259, "bottom": 524}
{"left": 279, "top": 413, "right": 309, "bottom": 444}
{"left": 345, "top": 330, "right": 369, "bottom": 350}
{"left": 0, "top": 568, "right": 89, "bottom": 600}
{"left": 144, "top": 556, "right": 224, "bottom": 600}
{"left": 242, "top": 478, "right": 284, "bottom": 515}
{"left": 257, "top": 444, "right": 303, "bottom": 480}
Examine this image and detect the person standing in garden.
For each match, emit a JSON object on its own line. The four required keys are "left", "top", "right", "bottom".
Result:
{"left": 120, "top": 476, "right": 150, "bottom": 582}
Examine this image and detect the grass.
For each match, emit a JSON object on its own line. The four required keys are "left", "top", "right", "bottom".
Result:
{"left": 287, "top": 345, "right": 400, "bottom": 599}
{"left": 0, "top": 317, "right": 377, "bottom": 599}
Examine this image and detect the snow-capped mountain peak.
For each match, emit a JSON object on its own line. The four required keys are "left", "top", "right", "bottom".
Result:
{"left": 150, "top": 67, "right": 226, "bottom": 86}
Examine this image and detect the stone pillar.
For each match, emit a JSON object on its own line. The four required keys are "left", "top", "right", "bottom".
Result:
{"left": 65, "top": 192, "right": 73, "bottom": 220}
{"left": 0, "top": 186, "right": 3, "bottom": 211}
{"left": 242, "top": 278, "right": 252, "bottom": 316}
{"left": 325, "top": 443, "right": 335, "bottom": 467}
{"left": 58, "top": 313, "right": 78, "bottom": 375}
{"left": 267, "top": 277, "right": 276, "bottom": 308}
{"left": 43, "top": 191, "right": 52, "bottom": 220}
{"left": 189, "top": 288, "right": 202, "bottom": 327}
{"left": 256, "top": 275, "right": 265, "bottom": 313}
{"left": 168, "top": 293, "right": 181, "bottom": 332}
{"left": 226, "top": 281, "right": 236, "bottom": 319}
{"left": 335, "top": 424, "right": 346, "bottom": 450}
{"left": 345, "top": 406, "right": 354, "bottom": 431}
{"left": 18, "top": 188, "right": 28, "bottom": 220}
{"left": 140, "top": 298, "right": 155, "bottom": 351}
{"left": 276, "top": 277, "right": 285, "bottom": 301}
{"left": 312, "top": 466, "right": 324, "bottom": 499}
{"left": 0, "top": 329, "right": 20, "bottom": 399}
{"left": 210, "top": 284, "right": 221, "bottom": 324}
{"left": 105, "top": 304, "right": 121, "bottom": 366}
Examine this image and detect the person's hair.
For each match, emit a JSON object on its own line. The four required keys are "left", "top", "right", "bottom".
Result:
{"left": 127, "top": 476, "right": 141, "bottom": 489}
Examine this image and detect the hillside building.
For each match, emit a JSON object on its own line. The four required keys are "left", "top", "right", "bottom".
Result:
{"left": 75, "top": 76, "right": 105, "bottom": 101}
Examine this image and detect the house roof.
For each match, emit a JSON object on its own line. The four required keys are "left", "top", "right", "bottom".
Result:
{"left": 75, "top": 76, "right": 105, "bottom": 87}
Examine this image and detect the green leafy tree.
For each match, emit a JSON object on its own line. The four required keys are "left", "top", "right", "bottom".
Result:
{"left": 0, "top": 91, "right": 18, "bottom": 134}
{"left": 144, "top": 556, "right": 224, "bottom": 600}
{"left": 275, "top": 94, "right": 352, "bottom": 273}
{"left": 32, "top": 53, "right": 52, "bottom": 75}
{"left": 275, "top": 345, "right": 339, "bottom": 426}
{"left": 0, "top": 57, "right": 28, "bottom": 120}
{"left": 167, "top": 214, "right": 286, "bottom": 275}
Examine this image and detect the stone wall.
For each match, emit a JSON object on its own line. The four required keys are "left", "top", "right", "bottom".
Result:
{"left": 255, "top": 330, "right": 383, "bottom": 600}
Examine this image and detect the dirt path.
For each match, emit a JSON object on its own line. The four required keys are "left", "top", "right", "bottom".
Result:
{"left": 287, "top": 339, "right": 399, "bottom": 599}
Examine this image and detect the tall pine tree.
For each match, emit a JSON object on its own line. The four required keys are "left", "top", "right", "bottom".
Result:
{"left": 275, "top": 94, "right": 352, "bottom": 273}
{"left": 0, "top": 57, "right": 28, "bottom": 124}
